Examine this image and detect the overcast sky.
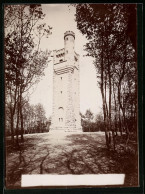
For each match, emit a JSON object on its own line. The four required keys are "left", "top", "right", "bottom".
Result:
{"left": 29, "top": 4, "right": 102, "bottom": 118}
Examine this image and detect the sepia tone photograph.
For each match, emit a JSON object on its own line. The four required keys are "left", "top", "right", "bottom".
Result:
{"left": 4, "top": 3, "right": 139, "bottom": 189}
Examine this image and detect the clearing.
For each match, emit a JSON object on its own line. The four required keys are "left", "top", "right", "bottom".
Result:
{"left": 5, "top": 131, "right": 138, "bottom": 188}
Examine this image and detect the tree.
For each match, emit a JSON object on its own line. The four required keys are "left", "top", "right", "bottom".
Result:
{"left": 74, "top": 4, "right": 137, "bottom": 149}
{"left": 5, "top": 4, "right": 52, "bottom": 143}
{"left": 80, "top": 110, "right": 94, "bottom": 132}
{"left": 95, "top": 113, "right": 104, "bottom": 132}
{"left": 20, "top": 102, "right": 48, "bottom": 134}
{"left": 35, "top": 103, "right": 47, "bottom": 133}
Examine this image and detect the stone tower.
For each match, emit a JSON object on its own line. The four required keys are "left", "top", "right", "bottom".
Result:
{"left": 50, "top": 31, "right": 82, "bottom": 132}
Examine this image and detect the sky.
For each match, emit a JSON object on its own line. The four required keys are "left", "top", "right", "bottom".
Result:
{"left": 29, "top": 4, "right": 102, "bottom": 118}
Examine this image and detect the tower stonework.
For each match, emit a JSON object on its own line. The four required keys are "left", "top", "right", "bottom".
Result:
{"left": 50, "top": 31, "right": 82, "bottom": 132}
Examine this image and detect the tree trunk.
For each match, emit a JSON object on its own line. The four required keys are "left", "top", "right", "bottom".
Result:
{"left": 112, "top": 82, "right": 117, "bottom": 150}
{"left": 16, "top": 102, "right": 20, "bottom": 144}
{"left": 10, "top": 115, "right": 14, "bottom": 144}
{"left": 16, "top": 89, "right": 20, "bottom": 144}
{"left": 100, "top": 32, "right": 111, "bottom": 149}
{"left": 9, "top": 85, "right": 18, "bottom": 144}
{"left": 19, "top": 90, "right": 24, "bottom": 142}
{"left": 20, "top": 109, "right": 24, "bottom": 141}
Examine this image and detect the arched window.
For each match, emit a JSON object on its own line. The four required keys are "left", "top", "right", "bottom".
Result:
{"left": 58, "top": 107, "right": 64, "bottom": 116}
{"left": 58, "top": 107, "right": 63, "bottom": 110}
{"left": 58, "top": 107, "right": 64, "bottom": 124}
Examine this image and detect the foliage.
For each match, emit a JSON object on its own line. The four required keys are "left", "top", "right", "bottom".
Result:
{"left": 81, "top": 111, "right": 106, "bottom": 132}
{"left": 4, "top": 4, "right": 52, "bottom": 143}
{"left": 75, "top": 4, "right": 137, "bottom": 150}
{"left": 6, "top": 102, "right": 50, "bottom": 135}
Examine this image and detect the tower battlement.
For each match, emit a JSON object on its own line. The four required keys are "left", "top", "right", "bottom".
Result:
{"left": 64, "top": 31, "right": 75, "bottom": 39}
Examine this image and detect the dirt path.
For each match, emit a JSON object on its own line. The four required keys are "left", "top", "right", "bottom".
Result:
{"left": 6, "top": 132, "right": 138, "bottom": 188}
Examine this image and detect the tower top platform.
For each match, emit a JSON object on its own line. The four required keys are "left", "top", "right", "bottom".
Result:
{"left": 64, "top": 31, "right": 75, "bottom": 39}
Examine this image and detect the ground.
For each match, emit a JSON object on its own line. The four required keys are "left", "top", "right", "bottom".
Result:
{"left": 5, "top": 132, "right": 138, "bottom": 188}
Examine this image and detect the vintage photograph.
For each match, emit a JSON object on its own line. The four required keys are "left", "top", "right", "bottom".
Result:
{"left": 4, "top": 4, "right": 138, "bottom": 188}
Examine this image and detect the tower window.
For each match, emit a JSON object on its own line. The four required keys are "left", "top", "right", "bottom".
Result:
{"left": 61, "top": 77, "right": 62, "bottom": 80}
{"left": 61, "top": 91, "right": 62, "bottom": 94}
{"left": 59, "top": 118, "right": 63, "bottom": 122}
{"left": 58, "top": 107, "right": 63, "bottom": 110}
{"left": 74, "top": 56, "right": 78, "bottom": 61}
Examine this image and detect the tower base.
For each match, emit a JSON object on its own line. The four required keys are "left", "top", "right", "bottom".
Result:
{"left": 49, "top": 126, "right": 82, "bottom": 132}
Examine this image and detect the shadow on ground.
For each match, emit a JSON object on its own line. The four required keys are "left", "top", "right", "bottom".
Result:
{"left": 5, "top": 132, "right": 138, "bottom": 188}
